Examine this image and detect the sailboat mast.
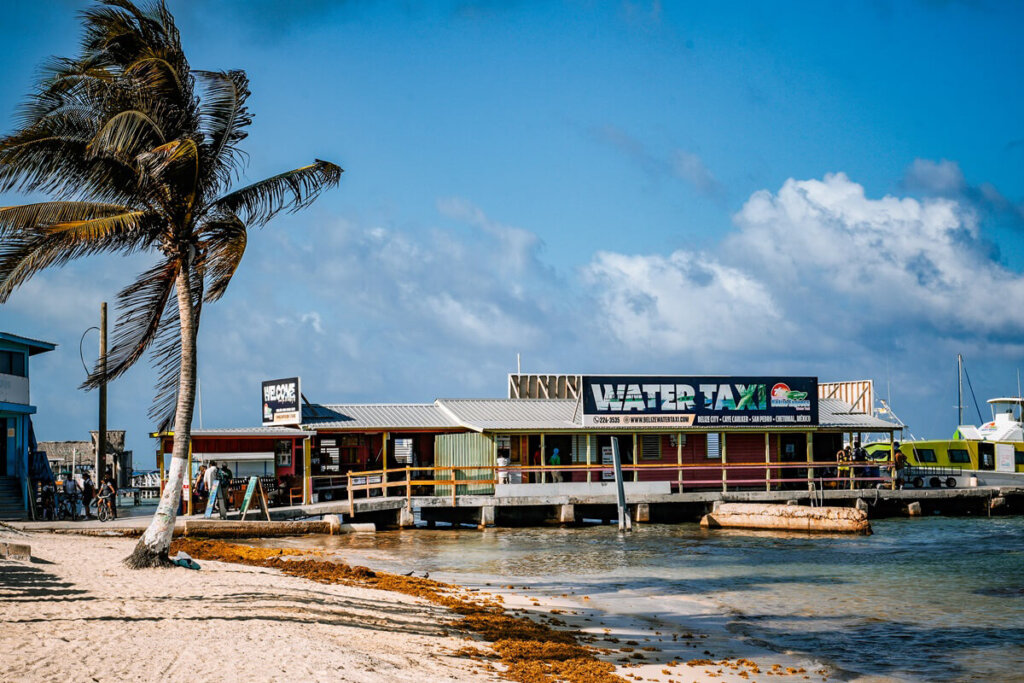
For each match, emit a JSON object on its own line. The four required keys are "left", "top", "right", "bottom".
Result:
{"left": 957, "top": 354, "right": 964, "bottom": 425}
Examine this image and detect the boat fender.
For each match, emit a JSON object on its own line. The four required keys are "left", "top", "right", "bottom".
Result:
{"left": 929, "top": 477, "right": 942, "bottom": 488}
{"left": 945, "top": 477, "right": 957, "bottom": 489}
{"left": 912, "top": 477, "right": 924, "bottom": 489}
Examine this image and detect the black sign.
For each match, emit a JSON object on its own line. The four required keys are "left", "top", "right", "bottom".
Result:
{"left": 582, "top": 375, "right": 818, "bottom": 428}
{"left": 261, "top": 377, "right": 301, "bottom": 426}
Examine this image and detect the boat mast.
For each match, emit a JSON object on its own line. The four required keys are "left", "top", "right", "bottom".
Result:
{"left": 957, "top": 353, "right": 964, "bottom": 425}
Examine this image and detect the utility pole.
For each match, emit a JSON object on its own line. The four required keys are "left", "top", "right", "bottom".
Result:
{"left": 98, "top": 302, "right": 108, "bottom": 484}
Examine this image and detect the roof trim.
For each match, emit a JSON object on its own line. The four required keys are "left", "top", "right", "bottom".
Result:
{"left": 0, "top": 332, "right": 57, "bottom": 355}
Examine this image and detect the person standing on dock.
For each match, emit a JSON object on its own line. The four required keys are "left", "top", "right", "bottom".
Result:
{"left": 550, "top": 448, "right": 563, "bottom": 483}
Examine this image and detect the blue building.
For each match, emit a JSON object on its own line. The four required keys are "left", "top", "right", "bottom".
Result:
{"left": 0, "top": 332, "right": 56, "bottom": 519}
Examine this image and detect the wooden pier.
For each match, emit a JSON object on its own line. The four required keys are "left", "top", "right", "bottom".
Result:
{"left": 268, "top": 482, "right": 1024, "bottom": 528}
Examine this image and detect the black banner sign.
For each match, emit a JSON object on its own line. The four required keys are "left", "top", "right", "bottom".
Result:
{"left": 261, "top": 377, "right": 301, "bottom": 426}
{"left": 582, "top": 375, "right": 818, "bottom": 428}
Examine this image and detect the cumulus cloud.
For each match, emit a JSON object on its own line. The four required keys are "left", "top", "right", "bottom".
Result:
{"left": 902, "top": 158, "right": 1024, "bottom": 225}
{"left": 582, "top": 250, "right": 785, "bottom": 355}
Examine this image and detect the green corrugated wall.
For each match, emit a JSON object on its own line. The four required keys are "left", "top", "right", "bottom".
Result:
{"left": 434, "top": 432, "right": 495, "bottom": 495}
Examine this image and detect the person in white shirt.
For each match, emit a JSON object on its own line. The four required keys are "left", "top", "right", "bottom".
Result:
{"left": 203, "top": 461, "right": 218, "bottom": 492}
{"left": 62, "top": 474, "right": 81, "bottom": 517}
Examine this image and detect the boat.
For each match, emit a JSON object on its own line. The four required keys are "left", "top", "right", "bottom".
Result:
{"left": 865, "top": 355, "right": 1024, "bottom": 487}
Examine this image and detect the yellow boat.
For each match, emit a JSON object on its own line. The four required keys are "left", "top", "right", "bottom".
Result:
{"left": 866, "top": 398, "right": 1024, "bottom": 486}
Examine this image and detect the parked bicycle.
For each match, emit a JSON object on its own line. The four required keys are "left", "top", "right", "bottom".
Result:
{"left": 57, "top": 491, "right": 80, "bottom": 521}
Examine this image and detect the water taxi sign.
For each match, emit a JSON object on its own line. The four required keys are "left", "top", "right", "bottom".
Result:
{"left": 582, "top": 376, "right": 818, "bottom": 428}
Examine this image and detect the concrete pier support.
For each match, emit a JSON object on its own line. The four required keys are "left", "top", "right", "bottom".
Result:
{"left": 632, "top": 503, "right": 651, "bottom": 523}
{"left": 557, "top": 504, "right": 575, "bottom": 524}
{"left": 478, "top": 506, "right": 496, "bottom": 528}
{"left": 398, "top": 505, "right": 416, "bottom": 528}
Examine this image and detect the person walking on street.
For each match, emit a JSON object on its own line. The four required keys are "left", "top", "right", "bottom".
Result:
{"left": 81, "top": 472, "right": 95, "bottom": 520}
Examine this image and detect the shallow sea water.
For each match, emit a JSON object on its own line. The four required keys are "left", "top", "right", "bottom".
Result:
{"left": 260, "top": 516, "right": 1024, "bottom": 682}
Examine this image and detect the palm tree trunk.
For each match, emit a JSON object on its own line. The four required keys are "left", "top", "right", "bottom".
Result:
{"left": 125, "top": 262, "right": 198, "bottom": 568}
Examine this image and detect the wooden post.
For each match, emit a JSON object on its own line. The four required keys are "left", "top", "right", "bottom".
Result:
{"left": 348, "top": 481, "right": 355, "bottom": 517}
{"left": 98, "top": 301, "right": 107, "bottom": 484}
{"left": 889, "top": 430, "right": 896, "bottom": 490}
{"left": 632, "top": 432, "right": 638, "bottom": 482}
{"left": 186, "top": 440, "right": 193, "bottom": 516}
{"left": 157, "top": 445, "right": 165, "bottom": 488}
{"left": 806, "top": 431, "right": 814, "bottom": 491}
{"left": 406, "top": 466, "right": 412, "bottom": 504}
{"left": 540, "top": 433, "right": 546, "bottom": 483}
{"left": 303, "top": 437, "right": 312, "bottom": 505}
{"left": 586, "top": 433, "right": 592, "bottom": 483}
{"left": 451, "top": 466, "right": 457, "bottom": 507}
{"left": 382, "top": 431, "right": 389, "bottom": 497}
{"left": 765, "top": 432, "right": 771, "bottom": 492}
{"left": 721, "top": 432, "right": 728, "bottom": 493}
{"left": 677, "top": 432, "right": 683, "bottom": 490}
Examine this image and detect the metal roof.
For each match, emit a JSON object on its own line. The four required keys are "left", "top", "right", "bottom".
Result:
{"left": 818, "top": 398, "right": 900, "bottom": 430}
{"left": 302, "top": 403, "right": 460, "bottom": 430}
{"left": 436, "top": 398, "right": 581, "bottom": 431}
{"left": 0, "top": 331, "right": 56, "bottom": 355}
{"left": 437, "top": 397, "right": 899, "bottom": 433}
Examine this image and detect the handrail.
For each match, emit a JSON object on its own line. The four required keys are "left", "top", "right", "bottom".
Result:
{"left": 336, "top": 459, "right": 896, "bottom": 512}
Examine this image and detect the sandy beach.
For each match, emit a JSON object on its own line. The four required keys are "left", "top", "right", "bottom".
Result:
{"left": 0, "top": 530, "right": 488, "bottom": 683}
{"left": 0, "top": 526, "right": 853, "bottom": 683}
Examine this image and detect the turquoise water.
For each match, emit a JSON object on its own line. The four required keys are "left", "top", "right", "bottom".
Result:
{"left": 266, "top": 517, "right": 1024, "bottom": 681}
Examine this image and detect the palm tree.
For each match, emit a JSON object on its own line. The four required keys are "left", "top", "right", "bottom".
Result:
{"left": 0, "top": 0, "right": 342, "bottom": 567}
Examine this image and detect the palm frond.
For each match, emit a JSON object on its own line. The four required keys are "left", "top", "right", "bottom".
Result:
{"left": 194, "top": 70, "right": 251, "bottom": 184}
{"left": 87, "top": 109, "right": 165, "bottom": 161}
{"left": 210, "top": 159, "right": 342, "bottom": 228}
{"left": 0, "top": 201, "right": 130, "bottom": 238}
{"left": 0, "top": 210, "right": 160, "bottom": 302}
{"left": 198, "top": 213, "right": 246, "bottom": 301}
{"left": 82, "top": 256, "right": 178, "bottom": 389}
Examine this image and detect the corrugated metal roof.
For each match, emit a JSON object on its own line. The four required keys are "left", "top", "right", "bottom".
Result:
{"left": 302, "top": 403, "right": 460, "bottom": 430}
{"left": 291, "top": 396, "right": 898, "bottom": 433}
{"left": 437, "top": 398, "right": 581, "bottom": 431}
{"left": 437, "top": 397, "right": 899, "bottom": 432}
{"left": 818, "top": 398, "right": 901, "bottom": 430}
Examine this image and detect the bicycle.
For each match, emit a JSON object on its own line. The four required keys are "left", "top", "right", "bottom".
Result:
{"left": 96, "top": 495, "right": 114, "bottom": 523}
{"left": 57, "top": 492, "right": 80, "bottom": 521}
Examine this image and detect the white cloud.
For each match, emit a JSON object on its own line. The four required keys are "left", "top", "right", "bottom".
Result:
{"left": 582, "top": 250, "right": 784, "bottom": 355}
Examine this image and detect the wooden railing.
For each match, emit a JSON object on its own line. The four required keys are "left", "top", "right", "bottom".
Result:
{"left": 340, "top": 460, "right": 896, "bottom": 513}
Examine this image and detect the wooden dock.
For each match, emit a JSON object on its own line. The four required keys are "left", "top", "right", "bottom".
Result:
{"left": 266, "top": 484, "right": 1024, "bottom": 528}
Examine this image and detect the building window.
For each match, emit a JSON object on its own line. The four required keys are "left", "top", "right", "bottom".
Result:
{"left": 916, "top": 448, "right": 937, "bottom": 463}
{"left": 706, "top": 433, "right": 721, "bottom": 459}
{"left": 1015, "top": 451, "right": 1024, "bottom": 466}
{"left": 948, "top": 449, "right": 971, "bottom": 464}
{"left": 0, "top": 351, "right": 26, "bottom": 377}
{"left": 641, "top": 434, "right": 663, "bottom": 460}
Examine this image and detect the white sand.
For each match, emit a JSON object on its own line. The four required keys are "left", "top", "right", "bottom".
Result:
{"left": 0, "top": 533, "right": 492, "bottom": 683}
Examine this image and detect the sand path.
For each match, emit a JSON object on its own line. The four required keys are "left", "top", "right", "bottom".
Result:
{"left": 0, "top": 533, "right": 492, "bottom": 683}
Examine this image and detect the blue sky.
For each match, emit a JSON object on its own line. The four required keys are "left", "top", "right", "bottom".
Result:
{"left": 3, "top": 1, "right": 1023, "bottom": 467}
